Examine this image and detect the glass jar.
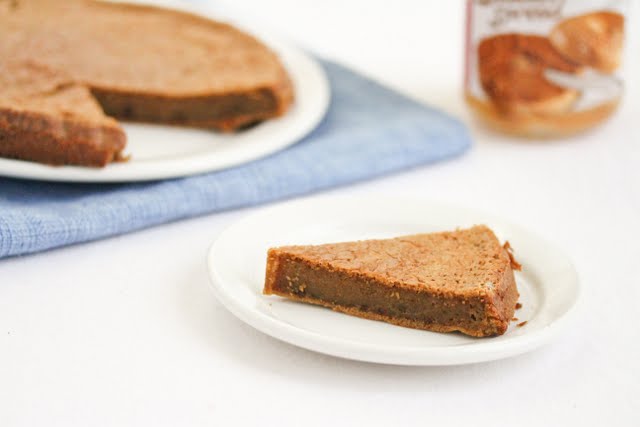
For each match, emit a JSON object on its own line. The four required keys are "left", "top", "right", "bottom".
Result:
{"left": 464, "top": 0, "right": 628, "bottom": 137}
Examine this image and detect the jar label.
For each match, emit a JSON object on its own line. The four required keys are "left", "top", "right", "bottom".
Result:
{"left": 465, "top": 0, "right": 627, "bottom": 119}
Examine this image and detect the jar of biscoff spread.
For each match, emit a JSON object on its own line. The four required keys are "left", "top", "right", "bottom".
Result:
{"left": 464, "top": 0, "right": 628, "bottom": 137}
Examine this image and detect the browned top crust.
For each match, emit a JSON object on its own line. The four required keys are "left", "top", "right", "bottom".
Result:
{"left": 550, "top": 11, "right": 625, "bottom": 74}
{"left": 477, "top": 34, "right": 581, "bottom": 114}
{"left": 0, "top": 0, "right": 293, "bottom": 97}
{"left": 269, "top": 225, "right": 517, "bottom": 298}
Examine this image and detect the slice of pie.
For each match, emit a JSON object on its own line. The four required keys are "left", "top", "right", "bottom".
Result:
{"left": 0, "top": 60, "right": 126, "bottom": 167}
{"left": 264, "top": 225, "right": 521, "bottom": 337}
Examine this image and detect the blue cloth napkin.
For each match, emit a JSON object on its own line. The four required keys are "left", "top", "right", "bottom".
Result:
{"left": 0, "top": 60, "right": 471, "bottom": 259}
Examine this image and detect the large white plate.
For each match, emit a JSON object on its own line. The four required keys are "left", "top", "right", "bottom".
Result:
{"left": 207, "top": 196, "right": 581, "bottom": 366}
{"left": 0, "top": 4, "right": 330, "bottom": 183}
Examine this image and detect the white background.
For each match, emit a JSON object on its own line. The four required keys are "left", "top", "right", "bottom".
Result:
{"left": 1, "top": 1, "right": 639, "bottom": 426}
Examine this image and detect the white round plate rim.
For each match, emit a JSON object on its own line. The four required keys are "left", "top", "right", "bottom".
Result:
{"left": 206, "top": 196, "right": 581, "bottom": 366}
{"left": 0, "top": 5, "right": 330, "bottom": 183}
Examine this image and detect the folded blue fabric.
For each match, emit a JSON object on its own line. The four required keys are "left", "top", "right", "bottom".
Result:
{"left": 0, "top": 60, "right": 471, "bottom": 259}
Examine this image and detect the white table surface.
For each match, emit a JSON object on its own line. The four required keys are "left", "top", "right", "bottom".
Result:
{"left": 1, "top": 1, "right": 639, "bottom": 426}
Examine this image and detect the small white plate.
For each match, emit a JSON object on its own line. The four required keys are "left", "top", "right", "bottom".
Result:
{"left": 0, "top": 7, "right": 329, "bottom": 182}
{"left": 207, "top": 196, "right": 581, "bottom": 366}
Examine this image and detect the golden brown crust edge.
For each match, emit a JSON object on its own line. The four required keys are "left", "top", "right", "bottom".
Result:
{"left": 483, "top": 259, "right": 519, "bottom": 335}
{"left": 264, "top": 248, "right": 281, "bottom": 295}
